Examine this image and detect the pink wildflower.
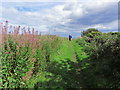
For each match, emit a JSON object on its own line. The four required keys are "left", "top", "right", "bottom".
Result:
{"left": 5, "top": 52, "right": 9, "bottom": 54}
{"left": 22, "top": 77, "right": 26, "bottom": 81}
{"left": 33, "top": 59, "right": 37, "bottom": 62}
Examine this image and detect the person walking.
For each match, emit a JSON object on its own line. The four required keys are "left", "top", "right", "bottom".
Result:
{"left": 69, "top": 34, "right": 72, "bottom": 41}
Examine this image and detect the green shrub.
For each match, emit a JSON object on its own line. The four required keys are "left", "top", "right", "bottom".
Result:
{"left": 81, "top": 28, "right": 102, "bottom": 38}
{"left": 76, "top": 33, "right": 120, "bottom": 88}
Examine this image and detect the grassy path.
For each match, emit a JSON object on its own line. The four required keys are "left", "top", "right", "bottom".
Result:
{"left": 49, "top": 38, "right": 89, "bottom": 88}
{"left": 50, "top": 38, "right": 88, "bottom": 64}
{"left": 50, "top": 39, "right": 76, "bottom": 63}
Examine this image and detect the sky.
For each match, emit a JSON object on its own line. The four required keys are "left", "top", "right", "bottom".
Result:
{"left": 0, "top": 0, "right": 119, "bottom": 38}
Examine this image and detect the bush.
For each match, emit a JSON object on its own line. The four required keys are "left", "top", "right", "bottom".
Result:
{"left": 81, "top": 28, "right": 102, "bottom": 38}
{"left": 75, "top": 33, "right": 120, "bottom": 88}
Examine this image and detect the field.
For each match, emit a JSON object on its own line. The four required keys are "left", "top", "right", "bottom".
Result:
{"left": 0, "top": 21, "right": 120, "bottom": 88}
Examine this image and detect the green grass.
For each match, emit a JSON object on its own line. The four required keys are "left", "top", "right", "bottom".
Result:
{"left": 73, "top": 40, "right": 89, "bottom": 61}
{"left": 50, "top": 39, "right": 76, "bottom": 63}
{"left": 50, "top": 38, "right": 89, "bottom": 65}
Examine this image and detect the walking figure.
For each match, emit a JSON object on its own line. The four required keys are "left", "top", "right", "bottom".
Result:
{"left": 69, "top": 35, "right": 72, "bottom": 41}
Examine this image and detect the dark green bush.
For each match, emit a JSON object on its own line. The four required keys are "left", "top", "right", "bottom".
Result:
{"left": 81, "top": 28, "right": 102, "bottom": 38}
{"left": 76, "top": 33, "right": 120, "bottom": 88}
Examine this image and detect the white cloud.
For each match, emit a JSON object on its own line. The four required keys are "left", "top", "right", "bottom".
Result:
{"left": 104, "top": 20, "right": 118, "bottom": 29}
{"left": 2, "top": 0, "right": 119, "bottom": 2}
{"left": 86, "top": 24, "right": 109, "bottom": 30}
{"left": 1, "top": 0, "right": 118, "bottom": 37}
{"left": 54, "top": 28, "right": 68, "bottom": 32}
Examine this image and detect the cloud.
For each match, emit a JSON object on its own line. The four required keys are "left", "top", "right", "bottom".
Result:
{"left": 104, "top": 20, "right": 118, "bottom": 29}
{"left": 1, "top": 0, "right": 118, "bottom": 37}
{"left": 63, "top": 1, "right": 118, "bottom": 24}
{"left": 2, "top": 0, "right": 119, "bottom": 2}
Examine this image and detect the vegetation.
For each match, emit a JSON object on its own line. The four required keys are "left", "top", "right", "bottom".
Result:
{"left": 76, "top": 29, "right": 120, "bottom": 88}
{"left": 81, "top": 28, "right": 102, "bottom": 38}
{"left": 0, "top": 22, "right": 120, "bottom": 88}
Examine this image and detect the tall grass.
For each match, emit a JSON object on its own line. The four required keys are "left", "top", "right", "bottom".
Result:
{"left": 1, "top": 21, "right": 61, "bottom": 88}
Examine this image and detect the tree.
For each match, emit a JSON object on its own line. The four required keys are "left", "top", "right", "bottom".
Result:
{"left": 81, "top": 28, "right": 102, "bottom": 38}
